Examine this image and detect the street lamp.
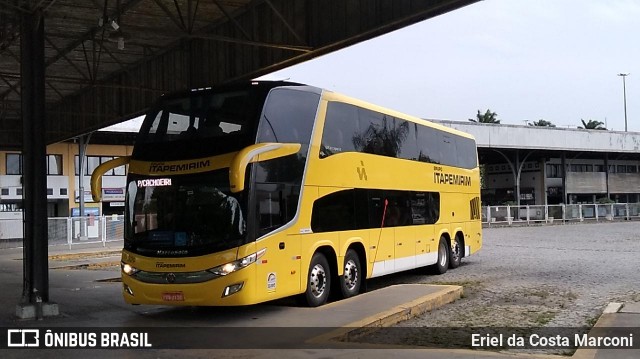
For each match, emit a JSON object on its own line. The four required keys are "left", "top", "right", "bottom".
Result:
{"left": 618, "top": 73, "right": 629, "bottom": 132}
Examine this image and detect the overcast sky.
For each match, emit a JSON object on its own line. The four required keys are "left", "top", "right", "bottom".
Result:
{"left": 257, "top": 0, "right": 640, "bottom": 132}
{"left": 106, "top": 0, "right": 640, "bottom": 133}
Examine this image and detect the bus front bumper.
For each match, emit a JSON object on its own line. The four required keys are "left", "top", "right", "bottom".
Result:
{"left": 121, "top": 269, "right": 256, "bottom": 306}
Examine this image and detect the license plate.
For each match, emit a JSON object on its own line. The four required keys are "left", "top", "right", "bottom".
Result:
{"left": 162, "top": 292, "right": 184, "bottom": 301}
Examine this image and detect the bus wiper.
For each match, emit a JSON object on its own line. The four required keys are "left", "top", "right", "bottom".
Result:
{"left": 262, "top": 115, "right": 279, "bottom": 142}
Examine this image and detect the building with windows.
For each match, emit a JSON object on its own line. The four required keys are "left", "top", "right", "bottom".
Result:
{"left": 481, "top": 158, "right": 640, "bottom": 205}
{"left": 2, "top": 121, "right": 639, "bottom": 221}
{"left": 0, "top": 133, "right": 134, "bottom": 219}
{"left": 434, "top": 120, "right": 640, "bottom": 206}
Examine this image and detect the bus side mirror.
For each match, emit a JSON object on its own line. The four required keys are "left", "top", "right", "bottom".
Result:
{"left": 229, "top": 143, "right": 301, "bottom": 193}
{"left": 90, "top": 156, "right": 131, "bottom": 202}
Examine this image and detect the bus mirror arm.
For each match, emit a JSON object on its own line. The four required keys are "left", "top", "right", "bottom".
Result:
{"left": 90, "top": 156, "right": 131, "bottom": 202}
{"left": 229, "top": 143, "right": 301, "bottom": 193}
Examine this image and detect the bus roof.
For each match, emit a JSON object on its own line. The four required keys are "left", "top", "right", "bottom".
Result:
{"left": 154, "top": 81, "right": 474, "bottom": 141}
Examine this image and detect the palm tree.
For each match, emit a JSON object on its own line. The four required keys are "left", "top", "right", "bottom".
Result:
{"left": 529, "top": 119, "right": 556, "bottom": 127}
{"left": 578, "top": 119, "right": 606, "bottom": 130}
{"left": 469, "top": 109, "right": 500, "bottom": 124}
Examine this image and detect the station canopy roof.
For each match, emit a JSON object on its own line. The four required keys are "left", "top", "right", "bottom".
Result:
{"left": 0, "top": 0, "right": 479, "bottom": 149}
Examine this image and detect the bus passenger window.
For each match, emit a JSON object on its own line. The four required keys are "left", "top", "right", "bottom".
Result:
{"left": 321, "top": 102, "right": 359, "bottom": 157}
{"left": 425, "top": 192, "right": 440, "bottom": 224}
{"left": 383, "top": 193, "right": 412, "bottom": 227}
{"left": 310, "top": 190, "right": 356, "bottom": 233}
{"left": 258, "top": 89, "right": 318, "bottom": 144}
{"left": 320, "top": 127, "right": 344, "bottom": 157}
{"left": 410, "top": 192, "right": 440, "bottom": 225}
{"left": 441, "top": 135, "right": 458, "bottom": 167}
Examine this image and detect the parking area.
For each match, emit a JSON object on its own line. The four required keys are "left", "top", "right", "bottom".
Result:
{"left": 360, "top": 222, "right": 640, "bottom": 354}
{"left": 1, "top": 222, "right": 639, "bottom": 358}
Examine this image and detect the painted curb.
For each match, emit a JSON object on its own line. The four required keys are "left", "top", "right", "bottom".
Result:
{"left": 307, "top": 284, "right": 463, "bottom": 345}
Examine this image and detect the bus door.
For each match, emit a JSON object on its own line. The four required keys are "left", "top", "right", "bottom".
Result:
{"left": 253, "top": 180, "right": 303, "bottom": 299}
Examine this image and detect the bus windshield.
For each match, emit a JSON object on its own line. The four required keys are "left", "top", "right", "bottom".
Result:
{"left": 124, "top": 170, "right": 247, "bottom": 256}
{"left": 124, "top": 83, "right": 321, "bottom": 256}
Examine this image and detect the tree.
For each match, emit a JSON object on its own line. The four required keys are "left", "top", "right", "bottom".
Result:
{"left": 528, "top": 119, "right": 556, "bottom": 127}
{"left": 578, "top": 119, "right": 606, "bottom": 130}
{"left": 469, "top": 109, "right": 500, "bottom": 124}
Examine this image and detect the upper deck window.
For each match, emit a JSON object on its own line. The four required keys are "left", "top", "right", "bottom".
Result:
{"left": 133, "top": 87, "right": 266, "bottom": 161}
{"left": 141, "top": 90, "right": 253, "bottom": 144}
{"left": 321, "top": 102, "right": 478, "bottom": 169}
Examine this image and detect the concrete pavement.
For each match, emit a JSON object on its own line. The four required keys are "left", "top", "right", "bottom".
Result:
{"left": 0, "top": 243, "right": 637, "bottom": 358}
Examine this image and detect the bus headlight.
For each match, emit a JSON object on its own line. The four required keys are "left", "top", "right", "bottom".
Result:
{"left": 121, "top": 262, "right": 139, "bottom": 276}
{"left": 208, "top": 248, "right": 266, "bottom": 276}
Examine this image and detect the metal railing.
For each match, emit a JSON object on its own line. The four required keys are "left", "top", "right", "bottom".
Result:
{"left": 483, "top": 203, "right": 640, "bottom": 226}
{"left": 0, "top": 215, "right": 124, "bottom": 250}
{"left": 1, "top": 204, "right": 639, "bottom": 249}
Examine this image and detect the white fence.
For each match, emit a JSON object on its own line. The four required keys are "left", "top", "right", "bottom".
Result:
{"left": 0, "top": 215, "right": 124, "bottom": 250}
{"left": 483, "top": 203, "right": 640, "bottom": 226}
{"left": 1, "top": 205, "right": 639, "bottom": 249}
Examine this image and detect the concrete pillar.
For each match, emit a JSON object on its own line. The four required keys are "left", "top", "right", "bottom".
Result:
{"left": 515, "top": 151, "right": 521, "bottom": 206}
{"left": 561, "top": 153, "right": 567, "bottom": 204}
{"left": 541, "top": 158, "right": 547, "bottom": 206}
{"left": 604, "top": 153, "right": 610, "bottom": 200}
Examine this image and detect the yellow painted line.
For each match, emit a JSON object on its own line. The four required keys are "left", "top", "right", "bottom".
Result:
{"left": 52, "top": 261, "right": 120, "bottom": 270}
{"left": 48, "top": 251, "right": 121, "bottom": 261}
{"left": 572, "top": 313, "right": 619, "bottom": 359}
{"left": 307, "top": 285, "right": 462, "bottom": 345}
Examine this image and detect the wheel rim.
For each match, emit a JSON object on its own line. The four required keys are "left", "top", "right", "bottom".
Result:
{"left": 309, "top": 263, "right": 327, "bottom": 298}
{"left": 439, "top": 242, "right": 448, "bottom": 267}
{"left": 451, "top": 240, "right": 460, "bottom": 263}
{"left": 343, "top": 259, "right": 359, "bottom": 291}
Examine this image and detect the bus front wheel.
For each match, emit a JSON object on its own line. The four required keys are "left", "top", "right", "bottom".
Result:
{"left": 430, "top": 237, "right": 449, "bottom": 275}
{"left": 339, "top": 249, "right": 361, "bottom": 298}
{"left": 303, "top": 252, "right": 331, "bottom": 307}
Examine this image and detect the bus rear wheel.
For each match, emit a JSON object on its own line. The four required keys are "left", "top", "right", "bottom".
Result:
{"left": 429, "top": 237, "right": 449, "bottom": 275}
{"left": 303, "top": 252, "right": 331, "bottom": 307}
{"left": 449, "top": 235, "right": 462, "bottom": 269}
{"left": 339, "top": 249, "right": 361, "bottom": 298}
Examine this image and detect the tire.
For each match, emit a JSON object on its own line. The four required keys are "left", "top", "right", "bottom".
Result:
{"left": 449, "top": 235, "right": 462, "bottom": 269}
{"left": 303, "top": 252, "right": 331, "bottom": 307}
{"left": 339, "top": 249, "right": 362, "bottom": 299}
{"left": 429, "top": 237, "right": 449, "bottom": 275}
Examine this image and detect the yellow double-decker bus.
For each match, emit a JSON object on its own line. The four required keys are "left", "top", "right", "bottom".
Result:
{"left": 92, "top": 81, "right": 481, "bottom": 307}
